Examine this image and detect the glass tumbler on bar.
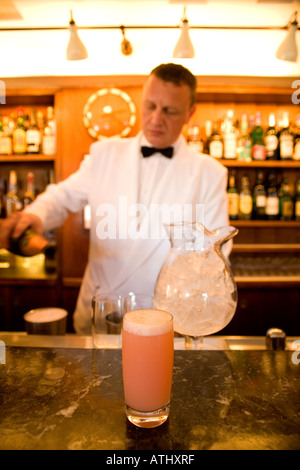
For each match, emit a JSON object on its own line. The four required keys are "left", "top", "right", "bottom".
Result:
{"left": 122, "top": 309, "right": 174, "bottom": 428}
{"left": 92, "top": 294, "right": 123, "bottom": 348}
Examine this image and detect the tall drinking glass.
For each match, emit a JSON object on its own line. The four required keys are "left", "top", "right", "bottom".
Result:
{"left": 122, "top": 309, "right": 174, "bottom": 428}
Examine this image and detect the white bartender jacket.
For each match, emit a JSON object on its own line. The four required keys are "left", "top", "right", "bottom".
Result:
{"left": 25, "top": 131, "right": 229, "bottom": 334}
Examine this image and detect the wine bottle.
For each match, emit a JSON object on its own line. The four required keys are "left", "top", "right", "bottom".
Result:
{"left": 237, "top": 113, "right": 252, "bottom": 162}
{"left": 265, "top": 172, "right": 279, "bottom": 220}
{"left": 9, "top": 228, "right": 49, "bottom": 257}
{"left": 251, "top": 111, "right": 266, "bottom": 161}
{"left": 239, "top": 174, "right": 253, "bottom": 220}
{"left": 227, "top": 171, "right": 239, "bottom": 220}
{"left": 279, "top": 112, "right": 293, "bottom": 160}
{"left": 265, "top": 113, "right": 279, "bottom": 160}
{"left": 279, "top": 177, "right": 293, "bottom": 220}
{"left": 252, "top": 170, "right": 266, "bottom": 220}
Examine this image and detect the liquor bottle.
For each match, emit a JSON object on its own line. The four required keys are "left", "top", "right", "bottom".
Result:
{"left": 294, "top": 177, "right": 300, "bottom": 221}
{"left": 238, "top": 173, "right": 253, "bottom": 220}
{"left": 265, "top": 172, "right": 279, "bottom": 220}
{"left": 279, "top": 177, "right": 293, "bottom": 220}
{"left": 223, "top": 110, "right": 237, "bottom": 159}
{"left": 12, "top": 107, "right": 27, "bottom": 154}
{"left": 237, "top": 113, "right": 252, "bottom": 162}
{"left": 227, "top": 171, "right": 239, "bottom": 220}
{"left": 187, "top": 124, "right": 204, "bottom": 153}
{"left": 251, "top": 111, "right": 266, "bottom": 161}
{"left": 279, "top": 112, "right": 293, "bottom": 160}
{"left": 293, "top": 114, "right": 300, "bottom": 161}
{"left": 0, "top": 116, "right": 13, "bottom": 155}
{"left": 23, "top": 171, "right": 35, "bottom": 208}
{"left": 252, "top": 170, "right": 266, "bottom": 220}
{"left": 203, "top": 120, "right": 212, "bottom": 154}
{"left": 26, "top": 109, "right": 41, "bottom": 154}
{"left": 4, "top": 170, "right": 22, "bottom": 216}
{"left": 265, "top": 113, "right": 279, "bottom": 160}
{"left": 42, "top": 106, "right": 56, "bottom": 155}
{"left": 9, "top": 228, "right": 49, "bottom": 257}
{"left": 208, "top": 122, "right": 223, "bottom": 159}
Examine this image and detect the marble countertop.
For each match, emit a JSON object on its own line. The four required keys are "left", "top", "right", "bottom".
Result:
{"left": 1, "top": 346, "right": 300, "bottom": 450}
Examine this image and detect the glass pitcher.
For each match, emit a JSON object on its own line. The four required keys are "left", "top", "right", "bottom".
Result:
{"left": 153, "top": 222, "right": 238, "bottom": 349}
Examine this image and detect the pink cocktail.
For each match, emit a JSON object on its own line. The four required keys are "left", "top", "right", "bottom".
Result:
{"left": 122, "top": 309, "right": 174, "bottom": 428}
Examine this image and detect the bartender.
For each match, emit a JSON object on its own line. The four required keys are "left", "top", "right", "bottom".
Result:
{"left": 0, "top": 63, "right": 229, "bottom": 334}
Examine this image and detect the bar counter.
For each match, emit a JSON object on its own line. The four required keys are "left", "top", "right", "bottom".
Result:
{"left": 1, "top": 335, "right": 300, "bottom": 451}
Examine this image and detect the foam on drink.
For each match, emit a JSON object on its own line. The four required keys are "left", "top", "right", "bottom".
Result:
{"left": 123, "top": 309, "right": 173, "bottom": 336}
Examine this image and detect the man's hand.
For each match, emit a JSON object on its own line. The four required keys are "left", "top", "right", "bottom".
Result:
{"left": 0, "top": 212, "right": 44, "bottom": 249}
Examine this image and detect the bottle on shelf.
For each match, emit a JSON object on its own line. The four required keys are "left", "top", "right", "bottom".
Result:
{"left": 251, "top": 111, "right": 266, "bottom": 161}
{"left": 12, "top": 107, "right": 27, "bottom": 154}
{"left": 236, "top": 112, "right": 252, "bottom": 162}
{"left": 227, "top": 171, "right": 239, "bottom": 220}
{"left": 208, "top": 121, "right": 223, "bottom": 159}
{"left": 42, "top": 106, "right": 56, "bottom": 155}
{"left": 294, "top": 177, "right": 300, "bottom": 221}
{"left": 0, "top": 116, "right": 13, "bottom": 155}
{"left": 238, "top": 173, "right": 253, "bottom": 220}
{"left": 279, "top": 177, "right": 293, "bottom": 220}
{"left": 187, "top": 124, "right": 204, "bottom": 153}
{"left": 265, "top": 172, "right": 279, "bottom": 220}
{"left": 222, "top": 110, "right": 237, "bottom": 160}
{"left": 279, "top": 112, "right": 294, "bottom": 160}
{"left": 252, "top": 170, "right": 266, "bottom": 220}
{"left": 293, "top": 114, "right": 300, "bottom": 161}
{"left": 203, "top": 120, "right": 212, "bottom": 154}
{"left": 4, "top": 170, "right": 22, "bottom": 216}
{"left": 265, "top": 113, "right": 279, "bottom": 160}
{"left": 23, "top": 171, "right": 35, "bottom": 208}
{"left": 26, "top": 109, "right": 41, "bottom": 154}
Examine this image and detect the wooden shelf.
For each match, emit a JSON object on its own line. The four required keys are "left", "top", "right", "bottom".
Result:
{"left": 230, "top": 220, "right": 300, "bottom": 228}
{"left": 0, "top": 154, "right": 56, "bottom": 162}
{"left": 232, "top": 243, "right": 300, "bottom": 252}
{"left": 220, "top": 159, "right": 300, "bottom": 168}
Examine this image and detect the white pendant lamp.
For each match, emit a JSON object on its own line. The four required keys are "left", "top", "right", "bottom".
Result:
{"left": 66, "top": 10, "right": 88, "bottom": 61}
{"left": 276, "top": 11, "right": 298, "bottom": 62}
{"left": 173, "top": 8, "right": 195, "bottom": 59}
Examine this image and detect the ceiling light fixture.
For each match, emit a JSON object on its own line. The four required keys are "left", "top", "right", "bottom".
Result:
{"left": 66, "top": 10, "right": 88, "bottom": 61}
{"left": 276, "top": 11, "right": 298, "bottom": 62}
{"left": 120, "top": 25, "right": 133, "bottom": 56}
{"left": 173, "top": 7, "right": 195, "bottom": 59}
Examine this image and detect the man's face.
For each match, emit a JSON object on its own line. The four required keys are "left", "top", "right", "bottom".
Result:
{"left": 141, "top": 75, "right": 195, "bottom": 148}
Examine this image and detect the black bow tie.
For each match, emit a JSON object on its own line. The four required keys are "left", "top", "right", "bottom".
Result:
{"left": 141, "top": 146, "right": 174, "bottom": 158}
